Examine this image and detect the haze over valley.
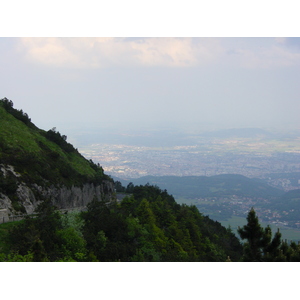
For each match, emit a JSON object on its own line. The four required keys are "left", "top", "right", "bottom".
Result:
{"left": 76, "top": 126, "right": 300, "bottom": 190}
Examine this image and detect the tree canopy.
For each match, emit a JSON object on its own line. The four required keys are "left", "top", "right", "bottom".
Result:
{"left": 238, "top": 208, "right": 300, "bottom": 261}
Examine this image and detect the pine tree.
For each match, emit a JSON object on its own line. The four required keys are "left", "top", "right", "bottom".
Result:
{"left": 238, "top": 208, "right": 267, "bottom": 261}
{"left": 238, "top": 208, "right": 285, "bottom": 262}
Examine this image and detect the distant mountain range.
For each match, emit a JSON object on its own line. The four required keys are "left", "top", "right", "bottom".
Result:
{"left": 200, "top": 128, "right": 274, "bottom": 138}
{"left": 113, "top": 174, "right": 285, "bottom": 199}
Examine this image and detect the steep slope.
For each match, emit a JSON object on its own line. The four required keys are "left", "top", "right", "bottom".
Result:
{"left": 0, "top": 98, "right": 115, "bottom": 219}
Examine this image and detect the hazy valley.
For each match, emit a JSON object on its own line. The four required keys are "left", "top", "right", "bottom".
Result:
{"left": 73, "top": 126, "right": 300, "bottom": 241}
{"left": 76, "top": 126, "right": 300, "bottom": 186}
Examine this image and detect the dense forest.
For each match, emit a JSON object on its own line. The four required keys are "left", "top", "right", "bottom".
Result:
{"left": 0, "top": 184, "right": 242, "bottom": 261}
{"left": 1, "top": 183, "right": 300, "bottom": 262}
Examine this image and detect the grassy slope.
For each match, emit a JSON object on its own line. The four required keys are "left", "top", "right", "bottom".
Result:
{"left": 0, "top": 104, "right": 104, "bottom": 186}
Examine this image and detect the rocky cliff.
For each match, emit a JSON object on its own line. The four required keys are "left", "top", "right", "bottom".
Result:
{"left": 0, "top": 164, "right": 116, "bottom": 222}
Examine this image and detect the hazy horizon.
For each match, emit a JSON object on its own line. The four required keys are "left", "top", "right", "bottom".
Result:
{"left": 1, "top": 37, "right": 300, "bottom": 142}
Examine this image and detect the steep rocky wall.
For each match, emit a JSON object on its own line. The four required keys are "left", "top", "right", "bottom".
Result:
{"left": 0, "top": 164, "right": 116, "bottom": 220}
{"left": 40, "top": 181, "right": 116, "bottom": 210}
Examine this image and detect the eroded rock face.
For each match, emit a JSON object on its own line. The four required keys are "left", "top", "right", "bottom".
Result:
{"left": 0, "top": 194, "right": 12, "bottom": 222}
{"left": 16, "top": 183, "right": 39, "bottom": 214}
{"left": 41, "top": 181, "right": 116, "bottom": 210}
{"left": 0, "top": 164, "right": 116, "bottom": 217}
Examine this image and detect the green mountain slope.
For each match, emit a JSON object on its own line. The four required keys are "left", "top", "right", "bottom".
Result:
{"left": 0, "top": 98, "right": 113, "bottom": 215}
{"left": 0, "top": 98, "right": 110, "bottom": 187}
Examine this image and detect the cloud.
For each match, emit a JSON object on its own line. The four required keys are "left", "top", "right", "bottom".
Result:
{"left": 18, "top": 37, "right": 223, "bottom": 68}
{"left": 18, "top": 37, "right": 300, "bottom": 70}
{"left": 128, "top": 37, "right": 223, "bottom": 66}
{"left": 19, "top": 38, "right": 82, "bottom": 67}
{"left": 228, "top": 38, "right": 300, "bottom": 69}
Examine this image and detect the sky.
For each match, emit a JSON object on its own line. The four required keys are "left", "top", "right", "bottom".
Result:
{"left": 1, "top": 36, "right": 300, "bottom": 134}
{"left": 1, "top": 4, "right": 300, "bottom": 140}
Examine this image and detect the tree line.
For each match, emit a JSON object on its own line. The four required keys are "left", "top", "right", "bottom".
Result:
{"left": 0, "top": 97, "right": 33, "bottom": 128}
{"left": 1, "top": 183, "right": 299, "bottom": 262}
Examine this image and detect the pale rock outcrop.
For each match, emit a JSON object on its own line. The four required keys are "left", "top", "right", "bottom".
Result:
{"left": 0, "top": 164, "right": 116, "bottom": 219}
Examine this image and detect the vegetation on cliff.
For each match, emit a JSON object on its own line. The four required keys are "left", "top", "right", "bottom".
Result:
{"left": 0, "top": 98, "right": 111, "bottom": 213}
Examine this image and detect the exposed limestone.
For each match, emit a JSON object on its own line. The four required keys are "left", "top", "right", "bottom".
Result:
{"left": 0, "top": 193, "right": 12, "bottom": 222}
{"left": 0, "top": 163, "right": 116, "bottom": 216}
{"left": 40, "top": 181, "right": 116, "bottom": 209}
{"left": 0, "top": 164, "right": 21, "bottom": 178}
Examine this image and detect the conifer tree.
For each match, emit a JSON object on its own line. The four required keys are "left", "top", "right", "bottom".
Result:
{"left": 238, "top": 208, "right": 284, "bottom": 262}
{"left": 238, "top": 208, "right": 266, "bottom": 261}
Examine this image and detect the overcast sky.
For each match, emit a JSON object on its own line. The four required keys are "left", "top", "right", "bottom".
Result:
{"left": 1, "top": 37, "right": 300, "bottom": 134}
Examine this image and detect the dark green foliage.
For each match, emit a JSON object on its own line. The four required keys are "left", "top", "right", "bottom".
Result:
{"left": 45, "top": 127, "right": 76, "bottom": 153}
{"left": 238, "top": 208, "right": 267, "bottom": 261}
{"left": 201, "top": 216, "right": 243, "bottom": 261}
{"left": 237, "top": 208, "right": 300, "bottom": 262}
{"left": 126, "top": 182, "right": 135, "bottom": 193}
{"left": 87, "top": 159, "right": 110, "bottom": 183}
{"left": 1, "top": 97, "right": 14, "bottom": 110}
{"left": 0, "top": 170, "right": 18, "bottom": 195}
{"left": 115, "top": 181, "right": 126, "bottom": 192}
{"left": 6, "top": 201, "right": 88, "bottom": 261}
{"left": 81, "top": 199, "right": 133, "bottom": 261}
{"left": 8, "top": 200, "right": 63, "bottom": 261}
{"left": 0, "top": 251, "right": 35, "bottom": 262}
{"left": 283, "top": 241, "right": 300, "bottom": 261}
{"left": 80, "top": 184, "right": 243, "bottom": 261}
{"left": 4, "top": 186, "right": 300, "bottom": 262}
{"left": 0, "top": 97, "right": 33, "bottom": 127}
{"left": 0, "top": 170, "right": 26, "bottom": 213}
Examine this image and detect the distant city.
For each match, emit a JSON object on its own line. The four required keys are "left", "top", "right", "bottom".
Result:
{"left": 77, "top": 127, "right": 300, "bottom": 191}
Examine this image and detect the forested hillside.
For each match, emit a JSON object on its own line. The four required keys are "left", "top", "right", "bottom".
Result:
{"left": 0, "top": 184, "right": 244, "bottom": 261}
{"left": 2, "top": 183, "right": 300, "bottom": 262}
